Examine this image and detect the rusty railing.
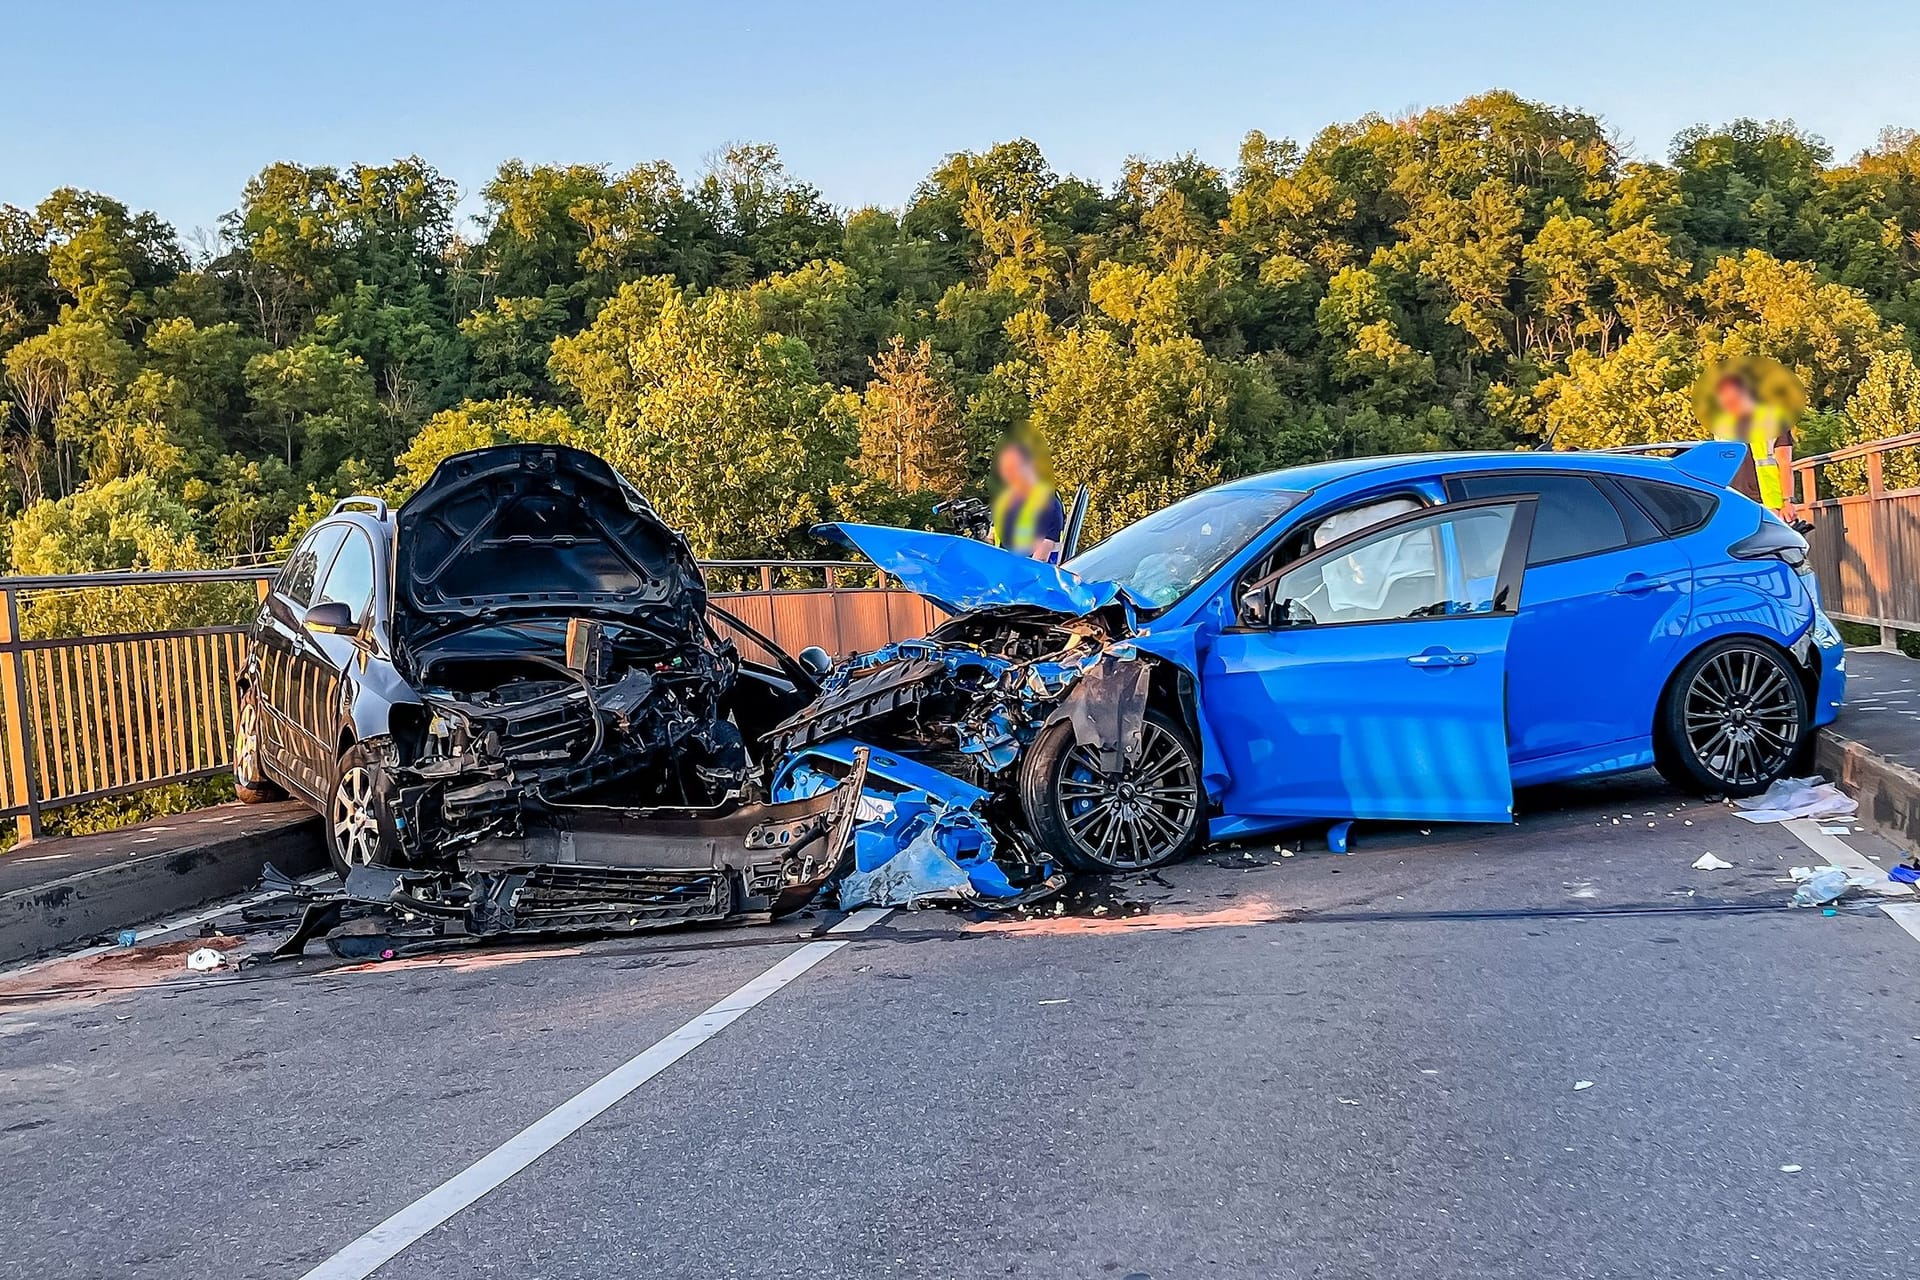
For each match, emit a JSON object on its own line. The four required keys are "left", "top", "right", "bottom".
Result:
{"left": 0, "top": 560, "right": 937, "bottom": 841}
{"left": 1791, "top": 430, "right": 1920, "bottom": 646}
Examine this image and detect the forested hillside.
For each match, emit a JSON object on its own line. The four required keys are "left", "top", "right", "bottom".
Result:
{"left": 4, "top": 91, "right": 1918, "bottom": 586}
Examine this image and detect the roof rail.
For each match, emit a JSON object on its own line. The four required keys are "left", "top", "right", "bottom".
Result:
{"left": 330, "top": 495, "right": 391, "bottom": 520}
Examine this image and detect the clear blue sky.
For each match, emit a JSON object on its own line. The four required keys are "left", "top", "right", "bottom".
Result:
{"left": 4, "top": 0, "right": 1916, "bottom": 239}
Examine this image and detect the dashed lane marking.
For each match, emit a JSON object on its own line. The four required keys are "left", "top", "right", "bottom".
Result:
{"left": 298, "top": 906, "right": 893, "bottom": 1280}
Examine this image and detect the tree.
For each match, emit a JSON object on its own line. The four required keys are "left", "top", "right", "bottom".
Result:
{"left": 848, "top": 338, "right": 966, "bottom": 497}
{"left": 550, "top": 278, "right": 854, "bottom": 556}
{"left": 8, "top": 473, "right": 235, "bottom": 636}
{"left": 243, "top": 339, "right": 378, "bottom": 474}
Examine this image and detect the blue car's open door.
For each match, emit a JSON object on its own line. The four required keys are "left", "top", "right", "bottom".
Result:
{"left": 1198, "top": 498, "right": 1535, "bottom": 825}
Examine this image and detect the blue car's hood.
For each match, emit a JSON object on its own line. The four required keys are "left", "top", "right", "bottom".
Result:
{"left": 817, "top": 523, "right": 1127, "bottom": 616}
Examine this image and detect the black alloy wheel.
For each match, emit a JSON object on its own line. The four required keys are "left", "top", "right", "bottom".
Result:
{"left": 1021, "top": 708, "right": 1205, "bottom": 872}
{"left": 1656, "top": 638, "right": 1809, "bottom": 797}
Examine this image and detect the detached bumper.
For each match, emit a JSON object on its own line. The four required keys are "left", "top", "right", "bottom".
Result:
{"left": 351, "top": 751, "right": 870, "bottom": 937}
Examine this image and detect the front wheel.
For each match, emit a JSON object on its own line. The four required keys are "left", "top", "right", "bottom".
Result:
{"left": 1020, "top": 708, "right": 1205, "bottom": 872}
{"left": 326, "top": 742, "right": 400, "bottom": 877}
{"left": 1654, "top": 638, "right": 1810, "bottom": 798}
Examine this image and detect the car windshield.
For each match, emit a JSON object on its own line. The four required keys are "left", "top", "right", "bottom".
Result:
{"left": 1065, "top": 487, "right": 1306, "bottom": 609}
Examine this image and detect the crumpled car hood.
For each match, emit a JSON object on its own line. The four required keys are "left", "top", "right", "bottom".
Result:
{"left": 817, "top": 522, "right": 1130, "bottom": 616}
{"left": 395, "top": 444, "right": 709, "bottom": 649}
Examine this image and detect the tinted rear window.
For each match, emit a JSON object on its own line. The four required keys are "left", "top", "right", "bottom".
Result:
{"left": 1449, "top": 473, "right": 1629, "bottom": 565}
{"left": 1617, "top": 478, "right": 1719, "bottom": 535}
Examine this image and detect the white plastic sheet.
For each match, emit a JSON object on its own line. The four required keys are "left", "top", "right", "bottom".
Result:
{"left": 1731, "top": 777, "right": 1858, "bottom": 824}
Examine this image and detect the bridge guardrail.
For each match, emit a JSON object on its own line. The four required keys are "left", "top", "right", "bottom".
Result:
{"left": 1792, "top": 430, "right": 1920, "bottom": 646}
{"left": 0, "top": 560, "right": 936, "bottom": 841}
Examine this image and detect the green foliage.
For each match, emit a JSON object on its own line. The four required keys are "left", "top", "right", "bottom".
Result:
{"left": 8, "top": 473, "right": 246, "bottom": 636}
{"left": 0, "top": 94, "right": 1916, "bottom": 598}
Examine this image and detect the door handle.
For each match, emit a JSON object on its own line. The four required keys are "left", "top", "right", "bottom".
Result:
{"left": 1407, "top": 649, "right": 1476, "bottom": 669}
{"left": 1612, "top": 573, "right": 1673, "bottom": 595}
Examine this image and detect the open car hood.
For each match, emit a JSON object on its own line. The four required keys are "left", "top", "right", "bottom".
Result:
{"left": 395, "top": 445, "right": 708, "bottom": 649}
{"left": 817, "top": 522, "right": 1128, "bottom": 617}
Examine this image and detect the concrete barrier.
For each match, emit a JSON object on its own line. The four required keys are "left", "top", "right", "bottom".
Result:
{"left": 0, "top": 806, "right": 324, "bottom": 965}
{"left": 1817, "top": 727, "right": 1920, "bottom": 852}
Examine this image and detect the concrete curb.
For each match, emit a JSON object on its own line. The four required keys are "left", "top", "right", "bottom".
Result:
{"left": 1816, "top": 726, "right": 1920, "bottom": 851}
{"left": 0, "top": 816, "right": 324, "bottom": 966}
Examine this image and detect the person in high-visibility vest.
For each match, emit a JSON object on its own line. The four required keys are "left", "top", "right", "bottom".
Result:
{"left": 990, "top": 440, "right": 1065, "bottom": 563}
{"left": 1709, "top": 370, "right": 1797, "bottom": 521}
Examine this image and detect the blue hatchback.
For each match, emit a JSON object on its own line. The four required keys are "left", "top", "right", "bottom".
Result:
{"left": 781, "top": 440, "right": 1846, "bottom": 872}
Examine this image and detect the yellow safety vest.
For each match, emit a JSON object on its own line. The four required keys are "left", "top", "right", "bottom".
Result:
{"left": 992, "top": 484, "right": 1057, "bottom": 555}
{"left": 1712, "top": 407, "right": 1788, "bottom": 513}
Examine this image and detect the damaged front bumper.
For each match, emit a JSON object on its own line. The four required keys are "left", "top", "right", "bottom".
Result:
{"left": 270, "top": 751, "right": 872, "bottom": 956}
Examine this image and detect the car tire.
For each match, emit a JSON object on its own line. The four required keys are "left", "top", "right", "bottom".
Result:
{"left": 1654, "top": 637, "right": 1810, "bottom": 798}
{"left": 325, "top": 741, "right": 400, "bottom": 877}
{"left": 1020, "top": 707, "right": 1205, "bottom": 872}
{"left": 233, "top": 688, "right": 285, "bottom": 804}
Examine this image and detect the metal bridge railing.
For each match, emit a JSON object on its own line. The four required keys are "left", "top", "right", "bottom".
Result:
{"left": 1792, "top": 430, "right": 1920, "bottom": 647}
{"left": 0, "top": 561, "right": 937, "bottom": 842}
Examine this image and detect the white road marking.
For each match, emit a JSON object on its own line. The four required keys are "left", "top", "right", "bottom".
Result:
{"left": 1782, "top": 819, "right": 1913, "bottom": 897}
{"left": 1880, "top": 903, "right": 1920, "bottom": 946}
{"left": 298, "top": 908, "right": 892, "bottom": 1280}
{"left": 1, "top": 873, "right": 335, "bottom": 980}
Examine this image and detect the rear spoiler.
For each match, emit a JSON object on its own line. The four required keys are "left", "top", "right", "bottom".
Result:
{"left": 1589, "top": 441, "right": 1749, "bottom": 489}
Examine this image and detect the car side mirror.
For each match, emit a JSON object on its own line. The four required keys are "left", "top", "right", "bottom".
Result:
{"left": 1236, "top": 582, "right": 1274, "bottom": 628}
{"left": 303, "top": 600, "right": 357, "bottom": 636}
{"left": 796, "top": 645, "right": 833, "bottom": 678}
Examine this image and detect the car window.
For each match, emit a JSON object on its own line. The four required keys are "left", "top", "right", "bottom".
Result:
{"left": 276, "top": 524, "right": 348, "bottom": 607}
{"left": 316, "top": 528, "right": 376, "bottom": 624}
{"left": 1264, "top": 504, "right": 1518, "bottom": 626}
{"left": 1617, "top": 478, "right": 1719, "bottom": 535}
{"left": 1065, "top": 487, "right": 1305, "bottom": 610}
{"left": 1450, "top": 473, "right": 1627, "bottom": 565}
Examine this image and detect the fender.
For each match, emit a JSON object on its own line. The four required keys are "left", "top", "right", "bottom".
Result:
{"left": 1039, "top": 656, "right": 1151, "bottom": 775}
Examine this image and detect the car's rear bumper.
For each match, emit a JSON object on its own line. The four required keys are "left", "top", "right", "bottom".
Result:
{"left": 1809, "top": 609, "right": 1847, "bottom": 727}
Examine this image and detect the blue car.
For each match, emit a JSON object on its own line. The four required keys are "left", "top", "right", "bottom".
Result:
{"left": 770, "top": 441, "right": 1846, "bottom": 873}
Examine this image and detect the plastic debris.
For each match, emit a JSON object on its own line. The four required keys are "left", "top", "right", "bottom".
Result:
{"left": 1789, "top": 866, "right": 1851, "bottom": 908}
{"left": 185, "top": 947, "right": 228, "bottom": 972}
{"left": 1780, "top": 1164, "right": 1803, "bottom": 1173}
{"left": 1573, "top": 1080, "right": 1595, "bottom": 1091}
{"left": 1327, "top": 820, "right": 1354, "bottom": 854}
{"left": 1732, "top": 777, "right": 1858, "bottom": 824}
{"left": 116, "top": 929, "right": 139, "bottom": 947}
{"left": 1890, "top": 863, "right": 1920, "bottom": 886}
{"left": 836, "top": 792, "right": 1013, "bottom": 910}
{"left": 1691, "top": 853, "right": 1734, "bottom": 871}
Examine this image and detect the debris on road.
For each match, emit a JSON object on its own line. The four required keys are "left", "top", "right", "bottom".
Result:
{"left": 1789, "top": 866, "right": 1853, "bottom": 908}
{"left": 1691, "top": 853, "right": 1734, "bottom": 871}
{"left": 1573, "top": 1080, "right": 1595, "bottom": 1091}
{"left": 184, "top": 947, "right": 229, "bottom": 972}
{"left": 1732, "top": 777, "right": 1857, "bottom": 824}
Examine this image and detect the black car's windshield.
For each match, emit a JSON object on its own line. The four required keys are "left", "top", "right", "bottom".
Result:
{"left": 1065, "top": 486, "right": 1306, "bottom": 609}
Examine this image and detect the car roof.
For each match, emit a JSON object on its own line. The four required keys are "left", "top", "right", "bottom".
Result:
{"left": 1219, "top": 449, "right": 1721, "bottom": 496}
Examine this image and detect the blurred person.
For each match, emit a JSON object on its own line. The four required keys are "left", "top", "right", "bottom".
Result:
{"left": 991, "top": 439, "right": 1066, "bottom": 563}
{"left": 1703, "top": 361, "right": 1800, "bottom": 522}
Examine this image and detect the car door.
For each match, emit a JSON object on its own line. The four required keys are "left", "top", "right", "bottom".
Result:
{"left": 1198, "top": 498, "right": 1535, "bottom": 824}
{"left": 286, "top": 526, "right": 377, "bottom": 788}
{"left": 256, "top": 522, "right": 347, "bottom": 797}
{"left": 1446, "top": 472, "right": 1692, "bottom": 766}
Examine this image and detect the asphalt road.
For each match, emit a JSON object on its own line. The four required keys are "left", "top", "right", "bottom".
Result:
{"left": 4, "top": 771, "right": 1919, "bottom": 1280}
